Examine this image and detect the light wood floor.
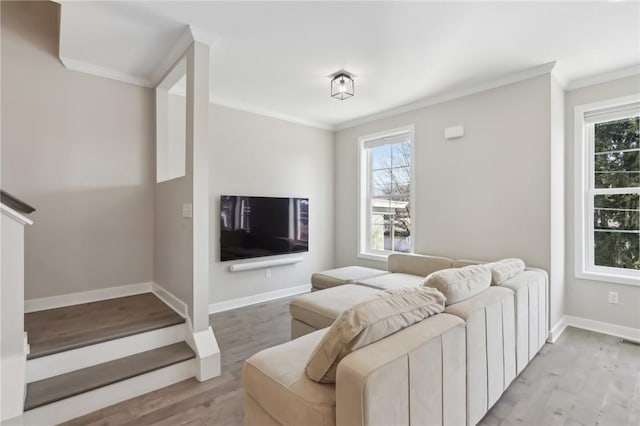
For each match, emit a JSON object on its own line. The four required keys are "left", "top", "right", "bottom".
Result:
{"left": 62, "top": 297, "right": 639, "bottom": 426}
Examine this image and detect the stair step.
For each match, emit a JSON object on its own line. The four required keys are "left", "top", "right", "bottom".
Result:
{"left": 25, "top": 293, "right": 184, "bottom": 359}
{"left": 24, "top": 342, "right": 195, "bottom": 411}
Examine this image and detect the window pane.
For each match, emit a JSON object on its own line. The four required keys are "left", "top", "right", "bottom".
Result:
{"left": 594, "top": 116, "right": 639, "bottom": 188}
{"left": 594, "top": 172, "right": 640, "bottom": 188}
{"left": 593, "top": 193, "right": 640, "bottom": 270}
{"left": 391, "top": 142, "right": 411, "bottom": 168}
{"left": 594, "top": 231, "right": 639, "bottom": 270}
{"left": 371, "top": 169, "right": 392, "bottom": 196}
{"left": 594, "top": 194, "right": 639, "bottom": 231}
{"left": 370, "top": 145, "right": 391, "bottom": 171}
{"left": 594, "top": 149, "right": 639, "bottom": 189}
{"left": 594, "top": 116, "right": 639, "bottom": 154}
{"left": 392, "top": 166, "right": 411, "bottom": 195}
{"left": 370, "top": 197, "right": 411, "bottom": 252}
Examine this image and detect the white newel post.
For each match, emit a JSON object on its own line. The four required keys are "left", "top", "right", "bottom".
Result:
{"left": 1, "top": 204, "right": 33, "bottom": 421}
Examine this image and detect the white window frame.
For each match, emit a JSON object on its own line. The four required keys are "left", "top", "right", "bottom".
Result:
{"left": 574, "top": 95, "right": 640, "bottom": 286}
{"left": 358, "top": 125, "right": 415, "bottom": 262}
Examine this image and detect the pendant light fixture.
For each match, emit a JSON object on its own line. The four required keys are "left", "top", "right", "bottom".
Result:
{"left": 330, "top": 71, "right": 354, "bottom": 100}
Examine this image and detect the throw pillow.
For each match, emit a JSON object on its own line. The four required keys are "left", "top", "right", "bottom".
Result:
{"left": 485, "top": 258, "right": 525, "bottom": 285}
{"left": 421, "top": 264, "right": 491, "bottom": 305}
{"left": 305, "top": 286, "right": 446, "bottom": 384}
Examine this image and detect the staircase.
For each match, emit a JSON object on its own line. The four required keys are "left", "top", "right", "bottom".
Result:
{"left": 21, "top": 293, "right": 196, "bottom": 425}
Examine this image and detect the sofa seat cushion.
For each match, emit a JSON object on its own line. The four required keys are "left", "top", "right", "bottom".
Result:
{"left": 243, "top": 329, "right": 337, "bottom": 426}
{"left": 422, "top": 264, "right": 491, "bottom": 305}
{"left": 290, "top": 285, "right": 380, "bottom": 332}
{"left": 387, "top": 253, "right": 454, "bottom": 276}
{"left": 306, "top": 286, "right": 446, "bottom": 384}
{"left": 355, "top": 272, "right": 425, "bottom": 290}
{"left": 311, "top": 266, "right": 388, "bottom": 290}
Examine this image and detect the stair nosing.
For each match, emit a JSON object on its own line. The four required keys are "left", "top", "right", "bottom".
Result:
{"left": 24, "top": 342, "right": 195, "bottom": 411}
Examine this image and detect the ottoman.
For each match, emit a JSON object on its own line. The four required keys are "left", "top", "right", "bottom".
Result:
{"left": 310, "top": 266, "right": 388, "bottom": 291}
{"left": 289, "top": 284, "right": 379, "bottom": 339}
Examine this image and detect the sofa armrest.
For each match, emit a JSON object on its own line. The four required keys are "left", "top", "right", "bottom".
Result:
{"left": 336, "top": 313, "right": 466, "bottom": 426}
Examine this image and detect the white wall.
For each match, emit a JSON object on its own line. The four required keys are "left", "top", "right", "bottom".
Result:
{"left": 209, "top": 105, "right": 334, "bottom": 304}
{"left": 335, "top": 74, "right": 565, "bottom": 324}
{"left": 564, "top": 75, "right": 640, "bottom": 330}
{"left": 1, "top": 1, "right": 155, "bottom": 299}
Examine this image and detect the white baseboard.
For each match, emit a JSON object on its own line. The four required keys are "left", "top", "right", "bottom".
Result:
{"left": 26, "top": 323, "right": 186, "bottom": 383}
{"left": 548, "top": 316, "right": 569, "bottom": 343}
{"left": 152, "top": 282, "right": 188, "bottom": 318}
{"left": 549, "top": 315, "right": 639, "bottom": 343}
{"left": 208, "top": 284, "right": 311, "bottom": 314}
{"left": 24, "top": 282, "right": 153, "bottom": 313}
{"left": 15, "top": 359, "right": 195, "bottom": 426}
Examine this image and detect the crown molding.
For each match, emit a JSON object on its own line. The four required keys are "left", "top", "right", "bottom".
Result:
{"left": 210, "top": 98, "right": 334, "bottom": 131}
{"left": 565, "top": 64, "right": 640, "bottom": 91}
{"left": 334, "top": 62, "right": 557, "bottom": 130}
{"left": 58, "top": 56, "right": 155, "bottom": 87}
{"left": 149, "top": 26, "right": 194, "bottom": 87}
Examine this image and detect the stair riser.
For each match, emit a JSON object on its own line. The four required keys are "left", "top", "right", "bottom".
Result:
{"left": 26, "top": 324, "right": 186, "bottom": 382}
{"left": 15, "top": 359, "right": 195, "bottom": 426}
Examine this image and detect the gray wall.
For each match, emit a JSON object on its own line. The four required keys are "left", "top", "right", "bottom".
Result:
{"left": 1, "top": 1, "right": 155, "bottom": 299}
{"left": 209, "top": 105, "right": 334, "bottom": 304}
{"left": 564, "top": 75, "right": 640, "bottom": 329}
{"left": 335, "top": 75, "right": 565, "bottom": 325}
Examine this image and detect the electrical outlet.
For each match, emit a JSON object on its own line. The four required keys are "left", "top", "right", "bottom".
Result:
{"left": 608, "top": 291, "right": 619, "bottom": 304}
{"left": 265, "top": 268, "right": 271, "bottom": 278}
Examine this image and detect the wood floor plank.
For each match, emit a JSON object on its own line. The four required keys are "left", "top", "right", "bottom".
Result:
{"left": 25, "top": 293, "right": 185, "bottom": 359}
{"left": 59, "top": 296, "right": 639, "bottom": 426}
{"left": 25, "top": 342, "right": 195, "bottom": 410}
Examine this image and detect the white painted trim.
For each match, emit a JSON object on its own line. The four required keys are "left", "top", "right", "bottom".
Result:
{"left": 187, "top": 326, "right": 220, "bottom": 382}
{"left": 548, "top": 316, "right": 569, "bottom": 343}
{"left": 548, "top": 315, "right": 640, "bottom": 344}
{"left": 149, "top": 27, "right": 192, "bottom": 87}
{"left": 26, "top": 323, "right": 186, "bottom": 383}
{"left": 573, "top": 95, "right": 640, "bottom": 288}
{"left": 228, "top": 256, "right": 304, "bottom": 272}
{"left": 566, "top": 65, "right": 640, "bottom": 91}
{"left": 0, "top": 204, "right": 33, "bottom": 226}
{"left": 152, "top": 282, "right": 188, "bottom": 318}
{"left": 208, "top": 284, "right": 310, "bottom": 314}
{"left": 357, "top": 125, "right": 415, "bottom": 259}
{"left": 335, "top": 62, "right": 557, "bottom": 130}
{"left": 59, "top": 56, "right": 154, "bottom": 88}
{"left": 14, "top": 359, "right": 195, "bottom": 426}
{"left": 24, "top": 282, "right": 153, "bottom": 313}
{"left": 210, "top": 97, "right": 334, "bottom": 131}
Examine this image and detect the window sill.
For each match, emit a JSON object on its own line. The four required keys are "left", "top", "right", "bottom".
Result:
{"left": 576, "top": 269, "right": 640, "bottom": 287}
{"left": 357, "top": 252, "right": 389, "bottom": 263}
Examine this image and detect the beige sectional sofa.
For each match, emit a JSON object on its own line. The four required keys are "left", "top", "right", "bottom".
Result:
{"left": 243, "top": 253, "right": 548, "bottom": 426}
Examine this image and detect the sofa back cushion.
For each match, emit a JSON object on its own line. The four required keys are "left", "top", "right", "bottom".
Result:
{"left": 485, "top": 258, "right": 525, "bottom": 285}
{"left": 388, "top": 253, "right": 454, "bottom": 277}
{"left": 451, "top": 259, "right": 485, "bottom": 268}
{"left": 305, "top": 286, "right": 446, "bottom": 384}
{"left": 422, "top": 264, "right": 491, "bottom": 305}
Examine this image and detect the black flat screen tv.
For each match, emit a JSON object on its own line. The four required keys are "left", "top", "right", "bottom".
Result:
{"left": 220, "top": 195, "right": 309, "bottom": 261}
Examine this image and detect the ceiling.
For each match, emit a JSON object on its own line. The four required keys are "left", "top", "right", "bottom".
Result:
{"left": 57, "top": 1, "right": 640, "bottom": 129}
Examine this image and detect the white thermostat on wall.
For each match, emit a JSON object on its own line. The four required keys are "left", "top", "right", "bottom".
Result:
{"left": 444, "top": 125, "right": 464, "bottom": 140}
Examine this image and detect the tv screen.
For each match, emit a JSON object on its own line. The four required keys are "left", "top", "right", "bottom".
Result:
{"left": 220, "top": 195, "right": 309, "bottom": 261}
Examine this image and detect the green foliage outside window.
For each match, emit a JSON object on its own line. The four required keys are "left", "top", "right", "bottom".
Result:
{"left": 593, "top": 116, "right": 640, "bottom": 270}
